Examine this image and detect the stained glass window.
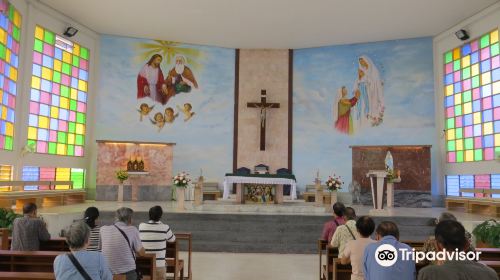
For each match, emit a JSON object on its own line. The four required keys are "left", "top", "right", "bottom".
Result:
{"left": 22, "top": 166, "right": 85, "bottom": 190}
{"left": 27, "top": 25, "right": 89, "bottom": 157}
{"left": 446, "top": 174, "right": 499, "bottom": 198}
{"left": 0, "top": 1, "right": 21, "bottom": 151}
{"left": 0, "top": 164, "right": 13, "bottom": 191}
{"left": 444, "top": 29, "right": 500, "bottom": 162}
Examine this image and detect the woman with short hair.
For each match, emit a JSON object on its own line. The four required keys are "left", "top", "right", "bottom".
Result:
{"left": 54, "top": 221, "right": 112, "bottom": 280}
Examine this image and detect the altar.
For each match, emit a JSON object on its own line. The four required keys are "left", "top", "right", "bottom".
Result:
{"left": 95, "top": 140, "right": 175, "bottom": 201}
{"left": 223, "top": 173, "right": 297, "bottom": 203}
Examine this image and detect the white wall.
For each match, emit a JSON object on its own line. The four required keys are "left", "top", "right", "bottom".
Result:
{"left": 0, "top": 0, "right": 99, "bottom": 195}
{"left": 433, "top": 2, "right": 500, "bottom": 197}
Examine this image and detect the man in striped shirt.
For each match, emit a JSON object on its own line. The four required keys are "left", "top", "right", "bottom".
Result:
{"left": 100, "top": 207, "right": 145, "bottom": 280}
{"left": 139, "top": 206, "right": 176, "bottom": 280}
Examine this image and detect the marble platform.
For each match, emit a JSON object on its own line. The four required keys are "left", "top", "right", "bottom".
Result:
{"left": 95, "top": 185, "right": 172, "bottom": 201}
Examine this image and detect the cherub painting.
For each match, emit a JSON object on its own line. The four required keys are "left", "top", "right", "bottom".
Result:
{"left": 137, "top": 103, "right": 154, "bottom": 121}
{"left": 164, "top": 107, "right": 178, "bottom": 123}
{"left": 150, "top": 112, "right": 165, "bottom": 132}
{"left": 177, "top": 103, "right": 195, "bottom": 122}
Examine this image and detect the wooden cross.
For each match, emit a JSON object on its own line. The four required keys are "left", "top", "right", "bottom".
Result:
{"left": 247, "top": 89, "right": 280, "bottom": 151}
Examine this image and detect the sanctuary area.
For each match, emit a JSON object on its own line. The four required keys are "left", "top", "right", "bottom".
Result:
{"left": 0, "top": 0, "right": 499, "bottom": 280}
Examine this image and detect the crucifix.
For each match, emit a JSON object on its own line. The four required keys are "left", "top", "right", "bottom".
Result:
{"left": 247, "top": 89, "right": 280, "bottom": 151}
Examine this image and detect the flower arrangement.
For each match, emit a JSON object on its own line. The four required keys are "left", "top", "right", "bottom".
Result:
{"left": 472, "top": 219, "right": 500, "bottom": 248}
{"left": 325, "top": 174, "right": 343, "bottom": 191}
{"left": 116, "top": 170, "right": 129, "bottom": 183}
{"left": 173, "top": 172, "right": 191, "bottom": 188}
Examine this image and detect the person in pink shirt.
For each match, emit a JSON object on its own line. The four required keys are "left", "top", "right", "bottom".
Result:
{"left": 321, "top": 202, "right": 346, "bottom": 242}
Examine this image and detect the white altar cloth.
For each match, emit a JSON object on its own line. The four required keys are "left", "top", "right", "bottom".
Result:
{"left": 223, "top": 176, "right": 297, "bottom": 200}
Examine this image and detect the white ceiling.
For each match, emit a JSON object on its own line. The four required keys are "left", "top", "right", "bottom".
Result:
{"left": 39, "top": 0, "right": 499, "bottom": 49}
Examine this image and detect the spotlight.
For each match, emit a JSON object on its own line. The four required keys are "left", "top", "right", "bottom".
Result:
{"left": 455, "top": 29, "right": 469, "bottom": 41}
{"left": 63, "top": 27, "right": 78, "bottom": 37}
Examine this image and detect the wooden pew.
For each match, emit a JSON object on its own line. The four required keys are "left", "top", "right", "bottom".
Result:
{"left": 0, "top": 250, "right": 156, "bottom": 280}
{"left": 321, "top": 240, "right": 424, "bottom": 280}
{"left": 318, "top": 239, "right": 327, "bottom": 280}
{"left": 321, "top": 244, "right": 339, "bottom": 280}
{"left": 176, "top": 232, "right": 192, "bottom": 280}
{"left": 10, "top": 237, "right": 188, "bottom": 279}
{"left": 166, "top": 239, "right": 184, "bottom": 280}
{"left": 0, "top": 228, "right": 9, "bottom": 250}
{"left": 332, "top": 259, "right": 351, "bottom": 280}
{"left": 477, "top": 248, "right": 500, "bottom": 261}
{"left": 7, "top": 237, "right": 69, "bottom": 252}
{"left": 0, "top": 272, "right": 55, "bottom": 279}
{"left": 332, "top": 259, "right": 430, "bottom": 280}
{"left": 403, "top": 240, "right": 425, "bottom": 251}
{"left": 480, "top": 261, "right": 500, "bottom": 278}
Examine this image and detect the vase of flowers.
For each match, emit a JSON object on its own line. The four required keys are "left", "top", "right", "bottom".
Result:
{"left": 472, "top": 219, "right": 500, "bottom": 248}
{"left": 116, "top": 170, "right": 128, "bottom": 202}
{"left": 173, "top": 172, "right": 191, "bottom": 210}
{"left": 325, "top": 174, "right": 343, "bottom": 209}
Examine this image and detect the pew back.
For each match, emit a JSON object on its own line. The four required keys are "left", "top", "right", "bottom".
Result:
{"left": 478, "top": 248, "right": 500, "bottom": 261}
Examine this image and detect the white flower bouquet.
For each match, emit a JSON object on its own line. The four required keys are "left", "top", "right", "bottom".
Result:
{"left": 173, "top": 172, "right": 191, "bottom": 188}
{"left": 325, "top": 174, "right": 343, "bottom": 192}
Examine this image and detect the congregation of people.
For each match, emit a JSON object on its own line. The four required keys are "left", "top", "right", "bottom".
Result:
{"left": 321, "top": 202, "right": 499, "bottom": 280}
{"left": 10, "top": 202, "right": 176, "bottom": 280}
{"left": 7, "top": 201, "right": 499, "bottom": 280}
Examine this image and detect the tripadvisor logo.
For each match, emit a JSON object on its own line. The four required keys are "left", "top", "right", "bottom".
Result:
{"left": 374, "top": 244, "right": 482, "bottom": 267}
{"left": 375, "top": 244, "right": 398, "bottom": 267}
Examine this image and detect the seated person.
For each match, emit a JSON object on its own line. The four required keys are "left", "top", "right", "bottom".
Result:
{"left": 331, "top": 207, "right": 359, "bottom": 256}
{"left": 100, "top": 207, "right": 145, "bottom": 279}
{"left": 83, "top": 206, "right": 101, "bottom": 251}
{"left": 321, "top": 202, "right": 346, "bottom": 242}
{"left": 418, "top": 220, "right": 498, "bottom": 280}
{"left": 139, "top": 206, "right": 176, "bottom": 280}
{"left": 11, "top": 202, "right": 50, "bottom": 250}
{"left": 421, "top": 212, "right": 474, "bottom": 265}
{"left": 363, "top": 221, "right": 415, "bottom": 280}
{"left": 54, "top": 221, "right": 112, "bottom": 280}
{"left": 341, "top": 216, "right": 376, "bottom": 280}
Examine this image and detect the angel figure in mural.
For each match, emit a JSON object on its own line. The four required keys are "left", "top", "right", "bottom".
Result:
{"left": 137, "top": 103, "right": 155, "bottom": 121}
{"left": 137, "top": 54, "right": 169, "bottom": 105}
{"left": 353, "top": 55, "right": 385, "bottom": 127}
{"left": 177, "top": 103, "right": 195, "bottom": 122}
{"left": 333, "top": 86, "right": 360, "bottom": 135}
{"left": 164, "top": 107, "right": 178, "bottom": 123}
{"left": 150, "top": 112, "right": 166, "bottom": 132}
{"left": 166, "top": 55, "right": 199, "bottom": 99}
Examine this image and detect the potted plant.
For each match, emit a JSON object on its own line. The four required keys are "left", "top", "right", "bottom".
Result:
{"left": 472, "top": 219, "right": 500, "bottom": 248}
{"left": 0, "top": 208, "right": 21, "bottom": 230}
{"left": 115, "top": 170, "right": 129, "bottom": 202}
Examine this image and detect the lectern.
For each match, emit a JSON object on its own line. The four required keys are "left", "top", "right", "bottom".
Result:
{"left": 366, "top": 170, "right": 387, "bottom": 210}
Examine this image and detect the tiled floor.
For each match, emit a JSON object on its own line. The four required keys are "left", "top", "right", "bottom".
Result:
{"left": 180, "top": 252, "right": 317, "bottom": 280}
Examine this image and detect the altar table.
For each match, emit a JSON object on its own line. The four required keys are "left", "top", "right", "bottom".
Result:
{"left": 223, "top": 174, "right": 297, "bottom": 201}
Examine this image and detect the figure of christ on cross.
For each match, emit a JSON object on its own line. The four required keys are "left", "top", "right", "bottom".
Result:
{"left": 247, "top": 89, "right": 280, "bottom": 151}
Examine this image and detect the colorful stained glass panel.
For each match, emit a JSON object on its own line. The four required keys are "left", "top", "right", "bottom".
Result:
{"left": 444, "top": 29, "right": 500, "bottom": 162}
{"left": 0, "top": 1, "right": 21, "bottom": 151}
{"left": 27, "top": 26, "right": 89, "bottom": 156}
